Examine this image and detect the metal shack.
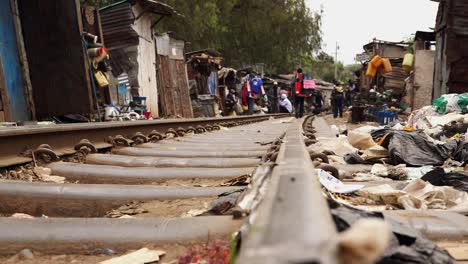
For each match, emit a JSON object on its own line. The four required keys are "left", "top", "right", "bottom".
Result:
{"left": 1, "top": 0, "right": 95, "bottom": 121}
{"left": 433, "top": 0, "right": 468, "bottom": 98}
{"left": 186, "top": 50, "right": 224, "bottom": 117}
{"left": 360, "top": 39, "right": 409, "bottom": 96}
{"left": 100, "top": 0, "right": 177, "bottom": 118}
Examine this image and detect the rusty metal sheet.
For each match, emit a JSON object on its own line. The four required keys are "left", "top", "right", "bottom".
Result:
{"left": 99, "top": 2, "right": 139, "bottom": 50}
{"left": 18, "top": 0, "right": 93, "bottom": 119}
{"left": 157, "top": 56, "right": 193, "bottom": 118}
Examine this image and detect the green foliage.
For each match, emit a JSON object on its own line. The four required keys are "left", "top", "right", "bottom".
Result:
{"left": 301, "top": 53, "right": 361, "bottom": 83}
{"left": 82, "top": 0, "right": 323, "bottom": 73}
{"left": 158, "top": 0, "right": 322, "bottom": 73}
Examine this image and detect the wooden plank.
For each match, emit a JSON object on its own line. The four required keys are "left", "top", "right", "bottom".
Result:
{"left": 10, "top": 0, "right": 35, "bottom": 120}
{"left": 0, "top": 55, "right": 11, "bottom": 122}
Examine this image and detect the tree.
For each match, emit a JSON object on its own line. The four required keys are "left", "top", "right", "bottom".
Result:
{"left": 82, "top": 0, "right": 323, "bottom": 73}
{"left": 158, "top": 0, "right": 322, "bottom": 72}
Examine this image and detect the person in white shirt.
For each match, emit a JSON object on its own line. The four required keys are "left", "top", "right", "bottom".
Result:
{"left": 279, "top": 93, "right": 293, "bottom": 113}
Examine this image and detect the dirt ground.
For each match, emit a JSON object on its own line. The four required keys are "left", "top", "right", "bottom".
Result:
{"left": 323, "top": 113, "right": 380, "bottom": 131}
{"left": 105, "top": 197, "right": 217, "bottom": 218}
{"left": 0, "top": 243, "right": 195, "bottom": 264}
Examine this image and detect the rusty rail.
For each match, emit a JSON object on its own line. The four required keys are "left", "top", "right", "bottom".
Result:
{"left": 0, "top": 114, "right": 288, "bottom": 168}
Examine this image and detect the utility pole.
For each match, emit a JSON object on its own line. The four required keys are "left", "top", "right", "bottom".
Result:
{"left": 334, "top": 42, "right": 339, "bottom": 81}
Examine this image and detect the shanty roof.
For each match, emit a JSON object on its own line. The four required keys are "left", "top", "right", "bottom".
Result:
{"left": 100, "top": 0, "right": 178, "bottom": 49}
{"left": 100, "top": 0, "right": 178, "bottom": 16}
{"left": 415, "top": 31, "right": 435, "bottom": 41}
{"left": 186, "top": 49, "right": 222, "bottom": 57}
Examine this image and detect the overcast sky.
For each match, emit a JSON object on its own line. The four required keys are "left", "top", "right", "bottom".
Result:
{"left": 306, "top": 0, "right": 439, "bottom": 65}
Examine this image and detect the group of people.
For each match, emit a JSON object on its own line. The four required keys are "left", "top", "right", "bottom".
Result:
{"left": 224, "top": 68, "right": 355, "bottom": 119}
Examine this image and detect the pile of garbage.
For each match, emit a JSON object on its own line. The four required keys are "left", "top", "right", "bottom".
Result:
{"left": 340, "top": 93, "right": 468, "bottom": 168}
{"left": 314, "top": 93, "right": 468, "bottom": 214}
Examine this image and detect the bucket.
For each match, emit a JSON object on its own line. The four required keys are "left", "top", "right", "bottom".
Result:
{"left": 366, "top": 63, "right": 377, "bottom": 78}
{"left": 381, "top": 58, "right": 393, "bottom": 74}
{"left": 403, "top": 53, "right": 414, "bottom": 72}
{"left": 370, "top": 55, "right": 383, "bottom": 68}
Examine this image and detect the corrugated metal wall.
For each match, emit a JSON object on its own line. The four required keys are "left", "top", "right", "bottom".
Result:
{"left": 100, "top": 2, "right": 139, "bottom": 50}
{"left": 434, "top": 0, "right": 468, "bottom": 97}
{"left": 0, "top": 0, "right": 30, "bottom": 121}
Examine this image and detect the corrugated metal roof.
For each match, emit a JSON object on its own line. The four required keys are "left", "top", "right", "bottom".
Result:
{"left": 100, "top": 0, "right": 177, "bottom": 50}
{"left": 100, "top": 2, "right": 138, "bottom": 49}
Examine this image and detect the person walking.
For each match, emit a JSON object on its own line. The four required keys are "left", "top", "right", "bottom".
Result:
{"left": 279, "top": 94, "right": 293, "bottom": 113}
{"left": 247, "top": 74, "right": 266, "bottom": 115}
{"left": 292, "top": 68, "right": 307, "bottom": 118}
{"left": 331, "top": 83, "right": 345, "bottom": 118}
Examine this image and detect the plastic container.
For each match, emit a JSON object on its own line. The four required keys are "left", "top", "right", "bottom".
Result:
{"left": 381, "top": 58, "right": 393, "bottom": 74}
{"left": 370, "top": 55, "right": 383, "bottom": 68}
{"left": 377, "top": 110, "right": 398, "bottom": 125}
{"left": 403, "top": 53, "right": 414, "bottom": 72}
{"left": 366, "top": 63, "right": 377, "bottom": 78}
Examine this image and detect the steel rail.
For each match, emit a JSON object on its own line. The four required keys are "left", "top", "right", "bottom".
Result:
{"left": 0, "top": 114, "right": 288, "bottom": 167}
{"left": 237, "top": 119, "right": 338, "bottom": 264}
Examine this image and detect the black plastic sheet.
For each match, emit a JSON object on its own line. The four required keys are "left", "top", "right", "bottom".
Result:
{"left": 371, "top": 129, "right": 467, "bottom": 166}
{"left": 330, "top": 201, "right": 456, "bottom": 264}
{"left": 422, "top": 168, "right": 468, "bottom": 193}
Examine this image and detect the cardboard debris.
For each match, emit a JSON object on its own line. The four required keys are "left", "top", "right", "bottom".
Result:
{"left": 41, "top": 175, "right": 66, "bottom": 183}
{"left": 359, "top": 179, "right": 468, "bottom": 212}
{"left": 180, "top": 208, "right": 207, "bottom": 218}
{"left": 10, "top": 213, "right": 35, "bottom": 219}
{"left": 317, "top": 169, "right": 365, "bottom": 194}
{"left": 100, "top": 248, "right": 165, "bottom": 264}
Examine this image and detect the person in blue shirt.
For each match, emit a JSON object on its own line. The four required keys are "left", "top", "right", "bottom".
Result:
{"left": 247, "top": 75, "right": 266, "bottom": 115}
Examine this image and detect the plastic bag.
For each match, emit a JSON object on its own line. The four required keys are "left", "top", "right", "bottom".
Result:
{"left": 372, "top": 129, "right": 461, "bottom": 166}
{"left": 422, "top": 168, "right": 468, "bottom": 193}
{"left": 348, "top": 130, "right": 377, "bottom": 150}
{"left": 331, "top": 205, "right": 456, "bottom": 264}
{"left": 433, "top": 93, "right": 468, "bottom": 114}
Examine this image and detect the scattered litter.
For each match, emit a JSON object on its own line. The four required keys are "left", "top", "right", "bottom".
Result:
{"left": 118, "top": 215, "right": 135, "bottom": 219}
{"left": 361, "top": 145, "right": 389, "bottom": 161}
{"left": 372, "top": 129, "right": 467, "bottom": 166}
{"left": 106, "top": 202, "right": 148, "bottom": 218}
{"left": 348, "top": 129, "right": 378, "bottom": 150}
{"left": 221, "top": 175, "right": 250, "bottom": 186}
{"left": 310, "top": 136, "right": 358, "bottom": 157}
{"left": 181, "top": 208, "right": 207, "bottom": 218}
{"left": 41, "top": 175, "right": 66, "bottom": 184}
{"left": 337, "top": 218, "right": 391, "bottom": 264}
{"left": 178, "top": 240, "right": 230, "bottom": 264}
{"left": 331, "top": 204, "right": 457, "bottom": 264}
{"left": 10, "top": 213, "right": 35, "bottom": 219}
{"left": 18, "top": 249, "right": 34, "bottom": 260}
{"left": 359, "top": 179, "right": 468, "bottom": 212}
{"left": 100, "top": 248, "right": 165, "bottom": 264}
{"left": 317, "top": 169, "right": 365, "bottom": 194}
{"left": 421, "top": 167, "right": 468, "bottom": 193}
{"left": 352, "top": 173, "right": 391, "bottom": 182}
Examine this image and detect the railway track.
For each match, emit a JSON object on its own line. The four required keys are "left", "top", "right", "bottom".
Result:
{"left": 0, "top": 115, "right": 293, "bottom": 263}
{"left": 0, "top": 114, "right": 288, "bottom": 168}
{"left": 1, "top": 114, "right": 463, "bottom": 263}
